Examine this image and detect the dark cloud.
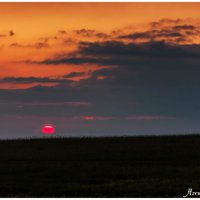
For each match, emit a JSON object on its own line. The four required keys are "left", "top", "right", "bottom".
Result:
{"left": 38, "top": 36, "right": 58, "bottom": 43}
{"left": 29, "top": 57, "right": 103, "bottom": 65}
{"left": 79, "top": 41, "right": 200, "bottom": 58}
{"left": 31, "top": 40, "right": 200, "bottom": 67}
{"left": 63, "top": 71, "right": 86, "bottom": 78}
{"left": 0, "top": 76, "right": 73, "bottom": 85}
{"left": 26, "top": 40, "right": 200, "bottom": 92}
{"left": 173, "top": 25, "right": 196, "bottom": 30}
{"left": 119, "top": 19, "right": 200, "bottom": 44}
{"left": 150, "top": 18, "right": 189, "bottom": 28}
{"left": 119, "top": 31, "right": 151, "bottom": 40}
{"left": 10, "top": 42, "right": 49, "bottom": 49}
{"left": 10, "top": 43, "right": 23, "bottom": 48}
{"left": 62, "top": 38, "right": 76, "bottom": 45}
{"left": 58, "top": 30, "right": 67, "bottom": 35}
{"left": 119, "top": 28, "right": 198, "bottom": 43}
{"left": 74, "top": 29, "right": 109, "bottom": 39}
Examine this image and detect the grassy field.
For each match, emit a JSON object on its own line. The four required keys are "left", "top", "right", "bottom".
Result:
{"left": 0, "top": 135, "right": 199, "bottom": 197}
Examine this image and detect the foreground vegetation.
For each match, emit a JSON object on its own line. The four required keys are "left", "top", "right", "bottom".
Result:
{"left": 0, "top": 135, "right": 199, "bottom": 197}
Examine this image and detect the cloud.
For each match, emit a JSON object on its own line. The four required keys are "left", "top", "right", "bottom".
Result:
{"left": 63, "top": 71, "right": 86, "bottom": 78}
{"left": 80, "top": 40, "right": 167, "bottom": 56}
{"left": 0, "top": 76, "right": 58, "bottom": 83}
{"left": 118, "top": 19, "right": 200, "bottom": 44}
{"left": 67, "top": 40, "right": 200, "bottom": 73}
{"left": 150, "top": 18, "right": 191, "bottom": 28}
{"left": 119, "top": 29, "right": 184, "bottom": 42}
{"left": 173, "top": 24, "right": 196, "bottom": 30}
{"left": 0, "top": 77, "right": 74, "bottom": 89}
{"left": 30, "top": 40, "right": 200, "bottom": 69}
{"left": 31, "top": 57, "right": 101, "bottom": 65}
{"left": 126, "top": 116, "right": 173, "bottom": 121}
{"left": 58, "top": 30, "right": 67, "bottom": 35}
{"left": 79, "top": 40, "right": 200, "bottom": 58}
{"left": 73, "top": 115, "right": 171, "bottom": 121}
{"left": 74, "top": 29, "right": 110, "bottom": 39}
{"left": 10, "top": 42, "right": 49, "bottom": 49}
{"left": 24, "top": 37, "right": 200, "bottom": 98}
{"left": 73, "top": 116, "right": 115, "bottom": 121}
{"left": 0, "top": 101, "right": 90, "bottom": 107}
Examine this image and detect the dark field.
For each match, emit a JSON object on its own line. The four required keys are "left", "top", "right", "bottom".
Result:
{"left": 0, "top": 135, "right": 200, "bottom": 197}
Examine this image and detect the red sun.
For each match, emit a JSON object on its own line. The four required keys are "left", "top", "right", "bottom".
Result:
{"left": 42, "top": 124, "right": 55, "bottom": 134}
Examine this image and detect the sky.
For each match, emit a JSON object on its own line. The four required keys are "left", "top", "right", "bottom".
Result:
{"left": 1, "top": 2, "right": 200, "bottom": 138}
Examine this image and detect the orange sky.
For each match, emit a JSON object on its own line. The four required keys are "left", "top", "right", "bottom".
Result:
{"left": 1, "top": 2, "right": 200, "bottom": 89}
{"left": 1, "top": 2, "right": 200, "bottom": 35}
{"left": 1, "top": 3, "right": 200, "bottom": 35}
